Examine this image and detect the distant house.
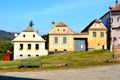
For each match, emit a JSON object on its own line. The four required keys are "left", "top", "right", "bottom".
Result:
{"left": 80, "top": 19, "right": 108, "bottom": 50}
{"left": 49, "top": 22, "right": 74, "bottom": 51}
{"left": 49, "top": 20, "right": 108, "bottom": 52}
{"left": 110, "top": 0, "right": 120, "bottom": 46}
{"left": 100, "top": 0, "right": 120, "bottom": 49}
{"left": 12, "top": 24, "right": 48, "bottom": 60}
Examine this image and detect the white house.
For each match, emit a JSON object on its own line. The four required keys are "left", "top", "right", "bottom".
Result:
{"left": 12, "top": 25, "right": 48, "bottom": 60}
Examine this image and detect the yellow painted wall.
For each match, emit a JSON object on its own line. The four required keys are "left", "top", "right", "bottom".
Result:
{"left": 49, "top": 34, "right": 74, "bottom": 51}
{"left": 88, "top": 30, "right": 107, "bottom": 50}
{"left": 49, "top": 30, "right": 107, "bottom": 51}
{"left": 49, "top": 21, "right": 108, "bottom": 51}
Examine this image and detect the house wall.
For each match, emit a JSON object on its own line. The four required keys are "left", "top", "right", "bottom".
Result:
{"left": 88, "top": 22, "right": 107, "bottom": 50}
{"left": 73, "top": 30, "right": 107, "bottom": 50}
{"left": 49, "top": 29, "right": 107, "bottom": 51}
{"left": 49, "top": 34, "right": 73, "bottom": 51}
{"left": 13, "top": 32, "right": 45, "bottom": 42}
{"left": 14, "top": 42, "right": 48, "bottom": 60}
{"left": 49, "top": 21, "right": 108, "bottom": 52}
{"left": 88, "top": 30, "right": 107, "bottom": 50}
{"left": 111, "top": 29, "right": 120, "bottom": 45}
{"left": 111, "top": 14, "right": 120, "bottom": 46}
{"left": 111, "top": 15, "right": 120, "bottom": 28}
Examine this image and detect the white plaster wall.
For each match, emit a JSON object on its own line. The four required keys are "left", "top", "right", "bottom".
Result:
{"left": 13, "top": 42, "right": 48, "bottom": 60}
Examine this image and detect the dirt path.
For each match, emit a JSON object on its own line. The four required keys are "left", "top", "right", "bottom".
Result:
{"left": 0, "top": 65, "right": 120, "bottom": 80}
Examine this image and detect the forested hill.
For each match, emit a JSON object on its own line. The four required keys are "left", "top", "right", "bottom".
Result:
{"left": 0, "top": 30, "right": 15, "bottom": 41}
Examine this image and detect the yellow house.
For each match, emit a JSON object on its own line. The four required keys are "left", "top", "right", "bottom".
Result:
{"left": 49, "top": 19, "right": 108, "bottom": 51}
{"left": 49, "top": 22, "right": 74, "bottom": 51}
{"left": 79, "top": 19, "right": 108, "bottom": 50}
{"left": 12, "top": 24, "right": 48, "bottom": 60}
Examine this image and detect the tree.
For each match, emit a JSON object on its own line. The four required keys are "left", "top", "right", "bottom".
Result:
{"left": 41, "top": 34, "right": 49, "bottom": 49}
{"left": 0, "top": 40, "right": 13, "bottom": 53}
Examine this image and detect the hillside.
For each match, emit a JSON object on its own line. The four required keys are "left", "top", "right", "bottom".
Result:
{"left": 0, "top": 50, "right": 114, "bottom": 71}
{"left": 0, "top": 30, "right": 15, "bottom": 41}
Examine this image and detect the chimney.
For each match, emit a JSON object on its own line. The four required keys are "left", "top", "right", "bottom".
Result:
{"left": 36, "top": 30, "right": 39, "bottom": 34}
{"left": 52, "top": 22, "right": 55, "bottom": 29}
{"left": 116, "top": 0, "right": 118, "bottom": 6}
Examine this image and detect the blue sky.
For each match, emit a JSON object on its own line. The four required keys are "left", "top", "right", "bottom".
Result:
{"left": 0, "top": 0, "right": 116, "bottom": 35}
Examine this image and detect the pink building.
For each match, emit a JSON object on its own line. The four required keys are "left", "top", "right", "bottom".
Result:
{"left": 110, "top": 0, "right": 120, "bottom": 46}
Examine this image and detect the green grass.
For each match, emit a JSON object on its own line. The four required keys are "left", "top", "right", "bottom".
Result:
{"left": 0, "top": 50, "right": 117, "bottom": 72}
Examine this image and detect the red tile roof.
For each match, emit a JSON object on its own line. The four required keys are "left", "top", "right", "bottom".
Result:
{"left": 74, "top": 32, "right": 88, "bottom": 35}
{"left": 110, "top": 4, "right": 120, "bottom": 11}
{"left": 94, "top": 19, "right": 101, "bottom": 23}
{"left": 23, "top": 26, "right": 34, "bottom": 32}
{"left": 56, "top": 22, "right": 67, "bottom": 27}
{"left": 81, "top": 19, "right": 101, "bottom": 32}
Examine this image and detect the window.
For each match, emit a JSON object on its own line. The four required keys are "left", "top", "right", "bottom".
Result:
{"left": 36, "top": 55, "right": 39, "bottom": 57}
{"left": 100, "top": 32, "right": 104, "bottom": 37}
{"left": 93, "top": 32, "right": 96, "bottom": 37}
{"left": 28, "top": 44, "right": 31, "bottom": 50}
{"left": 64, "top": 49, "right": 67, "bottom": 51}
{"left": 117, "top": 17, "right": 120, "bottom": 22}
{"left": 20, "top": 54, "right": 23, "bottom": 57}
{"left": 63, "top": 37, "right": 67, "bottom": 44}
{"left": 110, "top": 18, "right": 113, "bottom": 24}
{"left": 33, "top": 34, "right": 35, "bottom": 38}
{"left": 57, "top": 29, "right": 59, "bottom": 32}
{"left": 55, "top": 49, "right": 58, "bottom": 51}
{"left": 19, "top": 44, "right": 23, "bottom": 50}
{"left": 35, "top": 44, "right": 39, "bottom": 50}
{"left": 54, "top": 37, "right": 58, "bottom": 44}
{"left": 28, "top": 54, "right": 31, "bottom": 57}
{"left": 23, "top": 34, "right": 25, "bottom": 37}
{"left": 63, "top": 29, "right": 66, "bottom": 32}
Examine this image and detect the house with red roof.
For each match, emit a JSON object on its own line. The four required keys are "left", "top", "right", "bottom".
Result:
{"left": 49, "top": 20, "right": 108, "bottom": 51}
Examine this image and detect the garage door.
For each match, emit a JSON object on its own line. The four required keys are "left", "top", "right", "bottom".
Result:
{"left": 74, "top": 38, "right": 87, "bottom": 51}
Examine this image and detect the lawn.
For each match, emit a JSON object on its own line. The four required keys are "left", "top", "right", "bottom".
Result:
{"left": 0, "top": 50, "right": 116, "bottom": 72}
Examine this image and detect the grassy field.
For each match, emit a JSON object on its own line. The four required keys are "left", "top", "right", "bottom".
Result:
{"left": 0, "top": 50, "right": 117, "bottom": 72}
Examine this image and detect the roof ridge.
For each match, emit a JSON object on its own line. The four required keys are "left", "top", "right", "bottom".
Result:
{"left": 23, "top": 26, "right": 35, "bottom": 32}
{"left": 110, "top": 3, "right": 120, "bottom": 11}
{"left": 56, "top": 21, "right": 67, "bottom": 27}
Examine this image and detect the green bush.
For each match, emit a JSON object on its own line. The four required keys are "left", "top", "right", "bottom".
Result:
{"left": 0, "top": 40, "right": 13, "bottom": 53}
{"left": 0, "top": 53, "right": 3, "bottom": 60}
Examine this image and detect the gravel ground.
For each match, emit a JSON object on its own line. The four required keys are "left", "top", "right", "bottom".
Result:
{"left": 0, "top": 64, "right": 120, "bottom": 80}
